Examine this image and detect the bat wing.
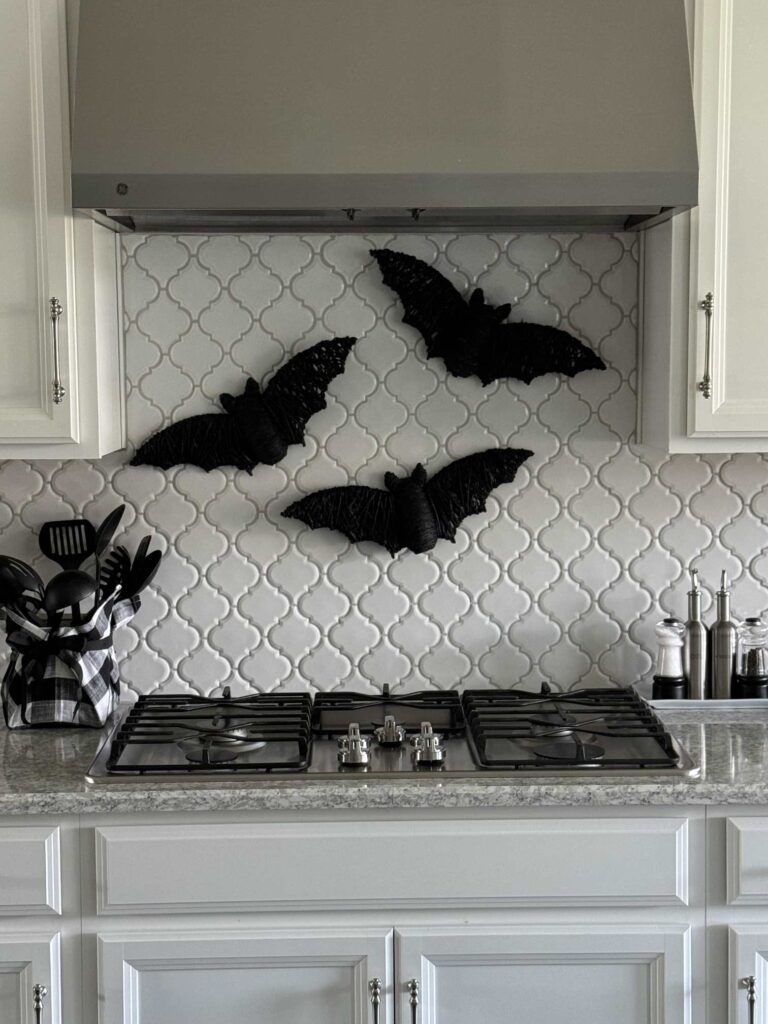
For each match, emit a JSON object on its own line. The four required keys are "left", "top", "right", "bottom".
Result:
{"left": 262, "top": 337, "right": 356, "bottom": 446}
{"left": 131, "top": 413, "right": 255, "bottom": 472}
{"left": 426, "top": 448, "right": 533, "bottom": 541}
{"left": 371, "top": 249, "right": 478, "bottom": 377}
{"left": 283, "top": 486, "right": 400, "bottom": 554}
{"left": 479, "top": 322, "right": 606, "bottom": 386}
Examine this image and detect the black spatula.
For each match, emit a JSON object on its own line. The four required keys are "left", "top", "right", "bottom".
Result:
{"left": 39, "top": 519, "right": 97, "bottom": 571}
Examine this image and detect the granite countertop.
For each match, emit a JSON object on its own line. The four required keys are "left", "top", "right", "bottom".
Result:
{"left": 2, "top": 708, "right": 768, "bottom": 815}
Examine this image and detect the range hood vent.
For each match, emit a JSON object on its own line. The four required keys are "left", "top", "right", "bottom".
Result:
{"left": 72, "top": 0, "right": 697, "bottom": 233}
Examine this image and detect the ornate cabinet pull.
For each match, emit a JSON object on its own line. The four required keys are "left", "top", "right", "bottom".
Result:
{"left": 407, "top": 978, "right": 419, "bottom": 1024}
{"left": 697, "top": 291, "right": 714, "bottom": 399}
{"left": 49, "top": 297, "right": 65, "bottom": 404}
{"left": 33, "top": 983, "right": 47, "bottom": 1024}
{"left": 369, "top": 977, "right": 382, "bottom": 1024}
{"left": 741, "top": 975, "right": 756, "bottom": 1024}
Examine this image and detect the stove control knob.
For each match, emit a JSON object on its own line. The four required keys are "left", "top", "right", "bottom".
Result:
{"left": 338, "top": 723, "right": 370, "bottom": 766}
{"left": 411, "top": 721, "right": 445, "bottom": 765}
{"left": 374, "top": 714, "right": 406, "bottom": 747}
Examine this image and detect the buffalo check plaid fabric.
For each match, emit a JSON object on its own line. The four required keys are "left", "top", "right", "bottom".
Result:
{"left": 1, "top": 592, "right": 139, "bottom": 729}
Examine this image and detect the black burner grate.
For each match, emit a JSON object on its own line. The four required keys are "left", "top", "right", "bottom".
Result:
{"left": 462, "top": 686, "right": 681, "bottom": 771}
{"left": 106, "top": 692, "right": 313, "bottom": 774}
{"left": 313, "top": 684, "right": 465, "bottom": 736}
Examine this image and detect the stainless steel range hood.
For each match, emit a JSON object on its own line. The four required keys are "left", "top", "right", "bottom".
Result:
{"left": 71, "top": 0, "right": 697, "bottom": 232}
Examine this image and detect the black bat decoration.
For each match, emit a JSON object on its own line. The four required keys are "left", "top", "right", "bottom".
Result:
{"left": 283, "top": 447, "right": 533, "bottom": 555}
{"left": 131, "top": 337, "right": 356, "bottom": 472}
{"left": 371, "top": 248, "right": 606, "bottom": 386}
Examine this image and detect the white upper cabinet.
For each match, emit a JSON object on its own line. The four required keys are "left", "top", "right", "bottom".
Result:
{"left": 640, "top": 0, "right": 768, "bottom": 451}
{"left": 0, "top": 0, "right": 124, "bottom": 458}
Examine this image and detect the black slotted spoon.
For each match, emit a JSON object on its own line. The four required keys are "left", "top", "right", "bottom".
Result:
{"left": 39, "top": 519, "right": 97, "bottom": 571}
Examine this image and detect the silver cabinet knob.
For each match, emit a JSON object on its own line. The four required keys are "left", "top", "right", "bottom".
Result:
{"left": 741, "top": 976, "right": 756, "bottom": 1024}
{"left": 407, "top": 978, "right": 419, "bottom": 1024}
{"left": 49, "top": 298, "right": 65, "bottom": 404}
{"left": 369, "top": 977, "right": 382, "bottom": 1024}
{"left": 33, "top": 983, "right": 47, "bottom": 1024}
{"left": 697, "top": 291, "right": 713, "bottom": 399}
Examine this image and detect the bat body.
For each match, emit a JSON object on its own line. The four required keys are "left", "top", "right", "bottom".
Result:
{"left": 284, "top": 448, "right": 533, "bottom": 555}
{"left": 371, "top": 248, "right": 605, "bottom": 386}
{"left": 131, "top": 337, "right": 356, "bottom": 472}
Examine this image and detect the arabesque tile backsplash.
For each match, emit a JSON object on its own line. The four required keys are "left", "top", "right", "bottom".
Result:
{"left": 1, "top": 232, "right": 768, "bottom": 697}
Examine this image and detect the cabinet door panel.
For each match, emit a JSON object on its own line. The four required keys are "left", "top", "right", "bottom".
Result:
{"left": 0, "top": 0, "right": 78, "bottom": 443}
{"left": 397, "top": 926, "right": 690, "bottom": 1024}
{"left": 729, "top": 929, "right": 768, "bottom": 1023}
{"left": 0, "top": 933, "right": 61, "bottom": 1024}
{"left": 98, "top": 929, "right": 393, "bottom": 1024}
{"left": 690, "top": 0, "right": 768, "bottom": 435}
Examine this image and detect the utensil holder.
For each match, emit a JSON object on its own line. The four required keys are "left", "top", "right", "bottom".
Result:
{"left": 1, "top": 593, "right": 139, "bottom": 729}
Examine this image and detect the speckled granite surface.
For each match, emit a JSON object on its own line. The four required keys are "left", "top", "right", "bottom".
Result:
{"left": 2, "top": 708, "right": 768, "bottom": 815}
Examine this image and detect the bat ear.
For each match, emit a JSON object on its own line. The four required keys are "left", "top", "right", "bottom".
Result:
{"left": 245, "top": 377, "right": 261, "bottom": 396}
{"left": 220, "top": 393, "right": 235, "bottom": 412}
{"left": 384, "top": 472, "right": 399, "bottom": 492}
{"left": 469, "top": 288, "right": 485, "bottom": 308}
{"left": 412, "top": 464, "right": 428, "bottom": 484}
{"left": 495, "top": 302, "right": 511, "bottom": 322}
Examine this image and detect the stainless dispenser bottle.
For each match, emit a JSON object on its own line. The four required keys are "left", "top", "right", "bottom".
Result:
{"left": 684, "top": 568, "right": 708, "bottom": 700}
{"left": 710, "top": 571, "right": 737, "bottom": 699}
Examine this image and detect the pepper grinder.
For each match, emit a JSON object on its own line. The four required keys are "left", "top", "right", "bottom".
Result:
{"left": 684, "top": 568, "right": 709, "bottom": 699}
{"left": 652, "top": 618, "right": 687, "bottom": 700}
{"left": 710, "top": 571, "right": 737, "bottom": 699}
{"left": 733, "top": 617, "right": 768, "bottom": 699}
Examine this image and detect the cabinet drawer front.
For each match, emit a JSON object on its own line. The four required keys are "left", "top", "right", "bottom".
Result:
{"left": 726, "top": 818, "right": 768, "bottom": 904}
{"left": 0, "top": 826, "right": 60, "bottom": 915}
{"left": 95, "top": 818, "right": 688, "bottom": 914}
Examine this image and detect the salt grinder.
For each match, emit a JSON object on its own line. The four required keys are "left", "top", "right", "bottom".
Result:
{"left": 652, "top": 618, "right": 687, "bottom": 700}
{"left": 710, "top": 571, "right": 737, "bottom": 699}
{"left": 684, "top": 568, "right": 708, "bottom": 700}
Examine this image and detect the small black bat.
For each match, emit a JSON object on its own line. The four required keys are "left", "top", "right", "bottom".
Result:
{"left": 371, "top": 248, "right": 605, "bottom": 386}
{"left": 283, "top": 448, "right": 533, "bottom": 555}
{"left": 131, "top": 337, "right": 356, "bottom": 472}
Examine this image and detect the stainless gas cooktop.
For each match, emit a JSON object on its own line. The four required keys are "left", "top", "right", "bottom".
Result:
{"left": 85, "top": 684, "right": 700, "bottom": 783}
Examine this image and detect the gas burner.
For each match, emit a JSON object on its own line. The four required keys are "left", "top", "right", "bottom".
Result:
{"left": 313, "top": 685, "right": 464, "bottom": 737}
{"left": 177, "top": 725, "right": 267, "bottom": 764}
{"left": 374, "top": 715, "right": 406, "bottom": 747}
{"left": 530, "top": 720, "right": 575, "bottom": 739}
{"left": 533, "top": 739, "right": 606, "bottom": 763}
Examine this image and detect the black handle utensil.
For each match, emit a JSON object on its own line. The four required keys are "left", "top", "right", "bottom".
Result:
{"left": 0, "top": 556, "right": 44, "bottom": 599}
{"left": 39, "top": 520, "right": 97, "bottom": 571}
{"left": 121, "top": 549, "right": 162, "bottom": 599}
{"left": 43, "top": 570, "right": 97, "bottom": 628}
{"left": 94, "top": 505, "right": 126, "bottom": 558}
{"left": 99, "top": 545, "right": 131, "bottom": 600}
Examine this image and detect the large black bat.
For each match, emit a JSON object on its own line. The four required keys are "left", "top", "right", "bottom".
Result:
{"left": 131, "top": 337, "right": 356, "bottom": 472}
{"left": 371, "top": 249, "right": 605, "bottom": 386}
{"left": 283, "top": 447, "right": 533, "bottom": 555}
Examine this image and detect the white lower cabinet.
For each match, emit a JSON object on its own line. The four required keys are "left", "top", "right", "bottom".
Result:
{"left": 396, "top": 926, "right": 691, "bottom": 1024}
{"left": 97, "top": 929, "right": 393, "bottom": 1024}
{"left": 0, "top": 933, "right": 60, "bottom": 1024}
